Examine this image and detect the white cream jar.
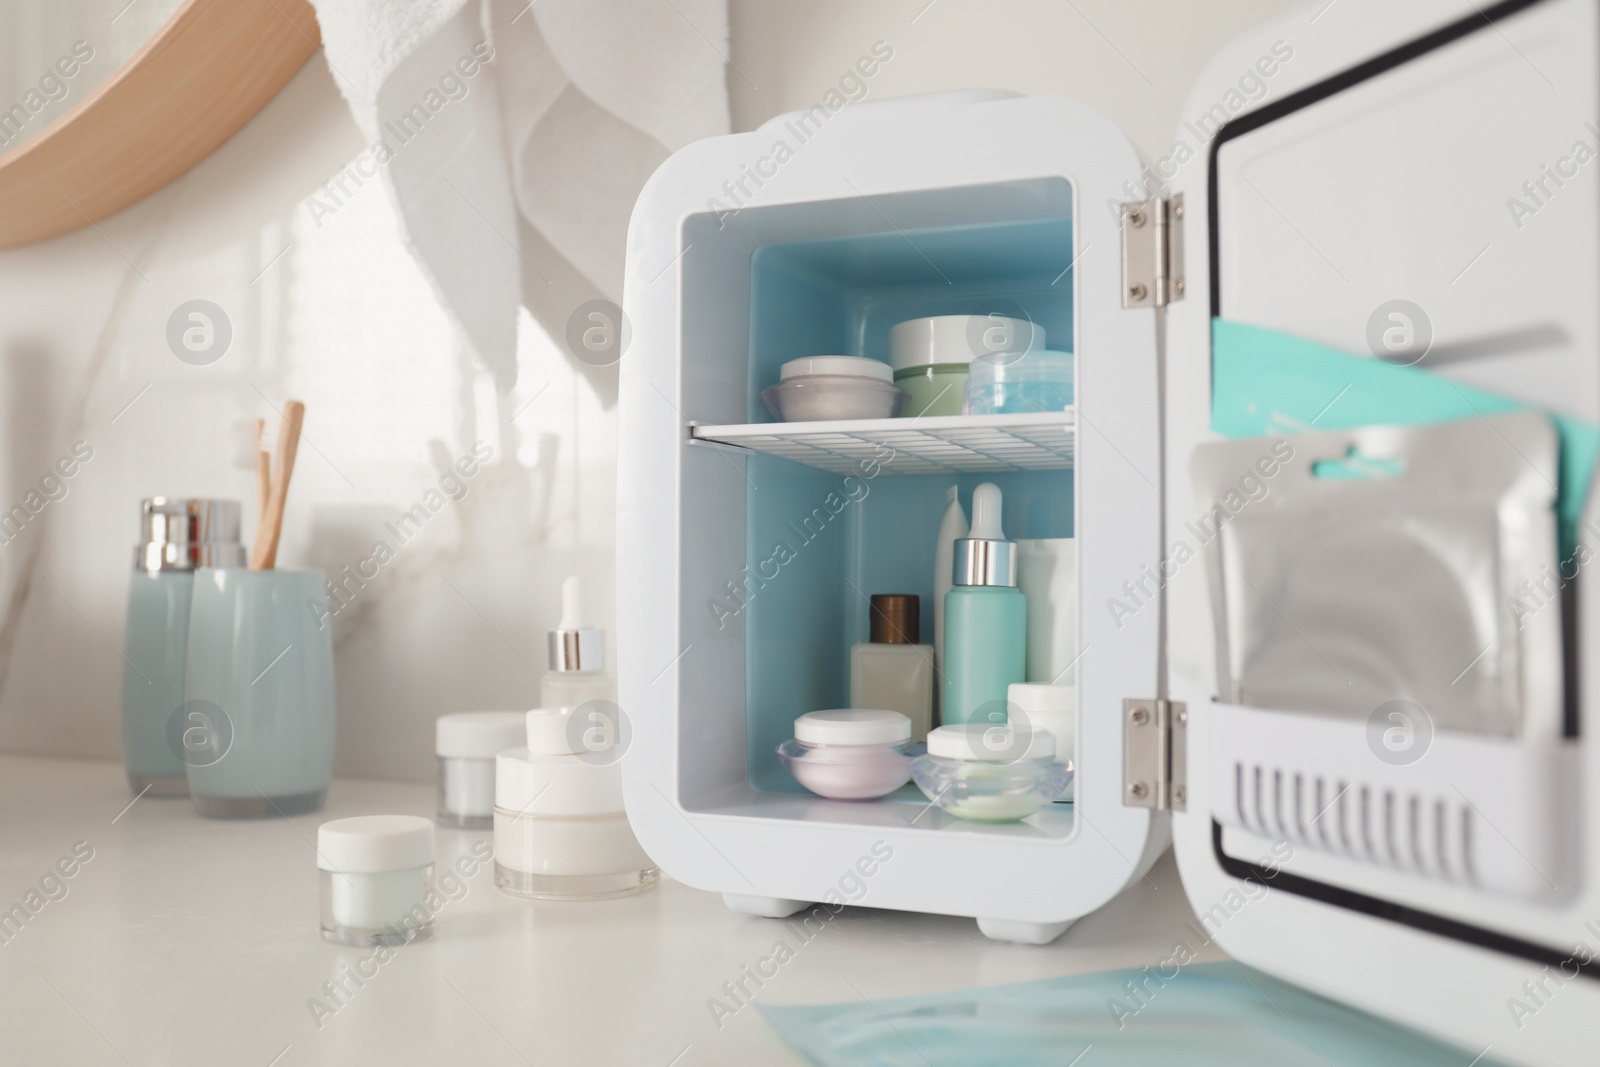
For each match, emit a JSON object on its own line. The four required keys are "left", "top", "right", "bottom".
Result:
{"left": 493, "top": 707, "right": 659, "bottom": 900}
{"left": 317, "top": 815, "right": 436, "bottom": 946}
{"left": 436, "top": 710, "right": 527, "bottom": 829}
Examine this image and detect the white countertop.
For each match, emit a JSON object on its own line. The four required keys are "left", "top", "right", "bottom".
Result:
{"left": 0, "top": 756, "right": 1223, "bottom": 1066}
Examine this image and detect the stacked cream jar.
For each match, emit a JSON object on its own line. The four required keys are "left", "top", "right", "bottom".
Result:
{"left": 889, "top": 314, "right": 1046, "bottom": 417}
{"left": 760, "top": 314, "right": 1058, "bottom": 424}
{"left": 494, "top": 707, "right": 659, "bottom": 900}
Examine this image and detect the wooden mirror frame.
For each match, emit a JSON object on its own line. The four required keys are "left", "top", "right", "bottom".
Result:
{"left": 0, "top": 0, "right": 320, "bottom": 248}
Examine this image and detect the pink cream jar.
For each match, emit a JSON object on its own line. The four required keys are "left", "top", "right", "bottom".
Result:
{"left": 776, "top": 709, "right": 918, "bottom": 800}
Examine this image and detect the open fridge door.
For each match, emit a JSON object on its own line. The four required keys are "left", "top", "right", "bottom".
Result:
{"left": 1165, "top": 0, "right": 1600, "bottom": 1063}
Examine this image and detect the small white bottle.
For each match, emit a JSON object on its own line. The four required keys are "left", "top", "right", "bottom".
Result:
{"left": 542, "top": 575, "right": 614, "bottom": 707}
{"left": 850, "top": 594, "right": 934, "bottom": 741}
{"left": 1008, "top": 682, "right": 1076, "bottom": 801}
{"left": 933, "top": 486, "right": 968, "bottom": 702}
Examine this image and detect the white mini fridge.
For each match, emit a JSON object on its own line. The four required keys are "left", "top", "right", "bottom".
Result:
{"left": 617, "top": 0, "right": 1600, "bottom": 1063}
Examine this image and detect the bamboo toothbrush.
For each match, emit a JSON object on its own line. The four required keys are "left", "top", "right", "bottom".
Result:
{"left": 254, "top": 417, "right": 270, "bottom": 520}
{"left": 249, "top": 401, "right": 305, "bottom": 570}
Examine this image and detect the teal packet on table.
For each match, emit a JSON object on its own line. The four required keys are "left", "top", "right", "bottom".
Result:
{"left": 761, "top": 961, "right": 1504, "bottom": 1067}
{"left": 1211, "top": 318, "right": 1600, "bottom": 558}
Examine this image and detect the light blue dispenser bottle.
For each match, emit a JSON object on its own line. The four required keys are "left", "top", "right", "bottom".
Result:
{"left": 121, "top": 499, "right": 245, "bottom": 796}
{"left": 941, "top": 483, "right": 1027, "bottom": 726}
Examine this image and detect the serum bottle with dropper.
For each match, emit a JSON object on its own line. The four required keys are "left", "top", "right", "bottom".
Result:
{"left": 542, "top": 575, "right": 615, "bottom": 707}
{"left": 941, "top": 482, "right": 1027, "bottom": 725}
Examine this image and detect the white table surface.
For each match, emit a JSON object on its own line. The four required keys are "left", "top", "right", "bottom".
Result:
{"left": 0, "top": 756, "right": 1224, "bottom": 1066}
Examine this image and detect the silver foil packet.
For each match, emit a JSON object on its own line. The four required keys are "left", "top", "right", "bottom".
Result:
{"left": 1190, "top": 413, "right": 1561, "bottom": 739}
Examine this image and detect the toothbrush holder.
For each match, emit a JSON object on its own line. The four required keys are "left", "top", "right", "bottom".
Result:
{"left": 182, "top": 568, "right": 336, "bottom": 817}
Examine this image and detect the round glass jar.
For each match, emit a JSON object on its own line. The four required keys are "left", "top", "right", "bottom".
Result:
{"left": 776, "top": 709, "right": 918, "bottom": 800}
{"left": 963, "top": 350, "right": 1075, "bottom": 414}
{"left": 762, "top": 356, "right": 906, "bottom": 422}
{"left": 910, "top": 723, "right": 1072, "bottom": 822}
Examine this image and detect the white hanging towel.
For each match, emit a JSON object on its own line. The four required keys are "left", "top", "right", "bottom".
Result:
{"left": 307, "top": 0, "right": 730, "bottom": 389}
{"left": 310, "top": 0, "right": 521, "bottom": 390}
{"left": 487, "top": 0, "right": 731, "bottom": 301}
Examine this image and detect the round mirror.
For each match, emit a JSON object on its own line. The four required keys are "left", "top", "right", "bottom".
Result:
{"left": 0, "top": 0, "right": 320, "bottom": 248}
{"left": 0, "top": 1, "right": 187, "bottom": 157}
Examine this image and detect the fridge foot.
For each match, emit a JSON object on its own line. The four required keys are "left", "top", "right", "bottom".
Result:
{"left": 723, "top": 893, "right": 812, "bottom": 919}
{"left": 976, "top": 916, "right": 1075, "bottom": 945}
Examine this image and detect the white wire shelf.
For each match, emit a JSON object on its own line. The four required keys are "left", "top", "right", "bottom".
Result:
{"left": 691, "top": 410, "right": 1076, "bottom": 475}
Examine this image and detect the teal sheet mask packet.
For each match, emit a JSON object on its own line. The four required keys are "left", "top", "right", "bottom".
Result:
{"left": 1189, "top": 413, "right": 1562, "bottom": 739}
{"left": 761, "top": 961, "right": 1509, "bottom": 1067}
{"left": 1210, "top": 318, "right": 1600, "bottom": 559}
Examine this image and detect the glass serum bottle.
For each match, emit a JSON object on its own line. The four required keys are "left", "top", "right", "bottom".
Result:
{"left": 850, "top": 594, "right": 934, "bottom": 741}
{"left": 542, "top": 575, "right": 614, "bottom": 708}
{"left": 941, "top": 483, "right": 1027, "bottom": 726}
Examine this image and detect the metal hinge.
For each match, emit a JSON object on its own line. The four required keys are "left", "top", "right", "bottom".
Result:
{"left": 1123, "top": 698, "right": 1187, "bottom": 811}
{"left": 1120, "top": 194, "right": 1185, "bottom": 308}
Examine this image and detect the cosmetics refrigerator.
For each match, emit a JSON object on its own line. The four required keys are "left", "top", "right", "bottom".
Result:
{"left": 618, "top": 0, "right": 1600, "bottom": 1062}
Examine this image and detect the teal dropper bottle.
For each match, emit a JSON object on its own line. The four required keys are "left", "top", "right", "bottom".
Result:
{"left": 941, "top": 483, "right": 1027, "bottom": 726}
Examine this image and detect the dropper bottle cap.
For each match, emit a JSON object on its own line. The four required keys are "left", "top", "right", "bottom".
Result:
{"left": 951, "top": 483, "right": 1017, "bottom": 587}
{"left": 548, "top": 575, "right": 605, "bottom": 673}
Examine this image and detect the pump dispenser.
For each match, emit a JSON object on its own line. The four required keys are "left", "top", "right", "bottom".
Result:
{"left": 122, "top": 498, "right": 246, "bottom": 797}
{"left": 941, "top": 483, "right": 1027, "bottom": 725}
{"left": 542, "top": 576, "right": 615, "bottom": 708}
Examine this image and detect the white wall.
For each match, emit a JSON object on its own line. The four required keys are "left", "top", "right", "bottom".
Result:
{"left": 729, "top": 0, "right": 1299, "bottom": 157}
{"left": 0, "top": 63, "right": 616, "bottom": 784}
{"left": 0, "top": 0, "right": 1297, "bottom": 782}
